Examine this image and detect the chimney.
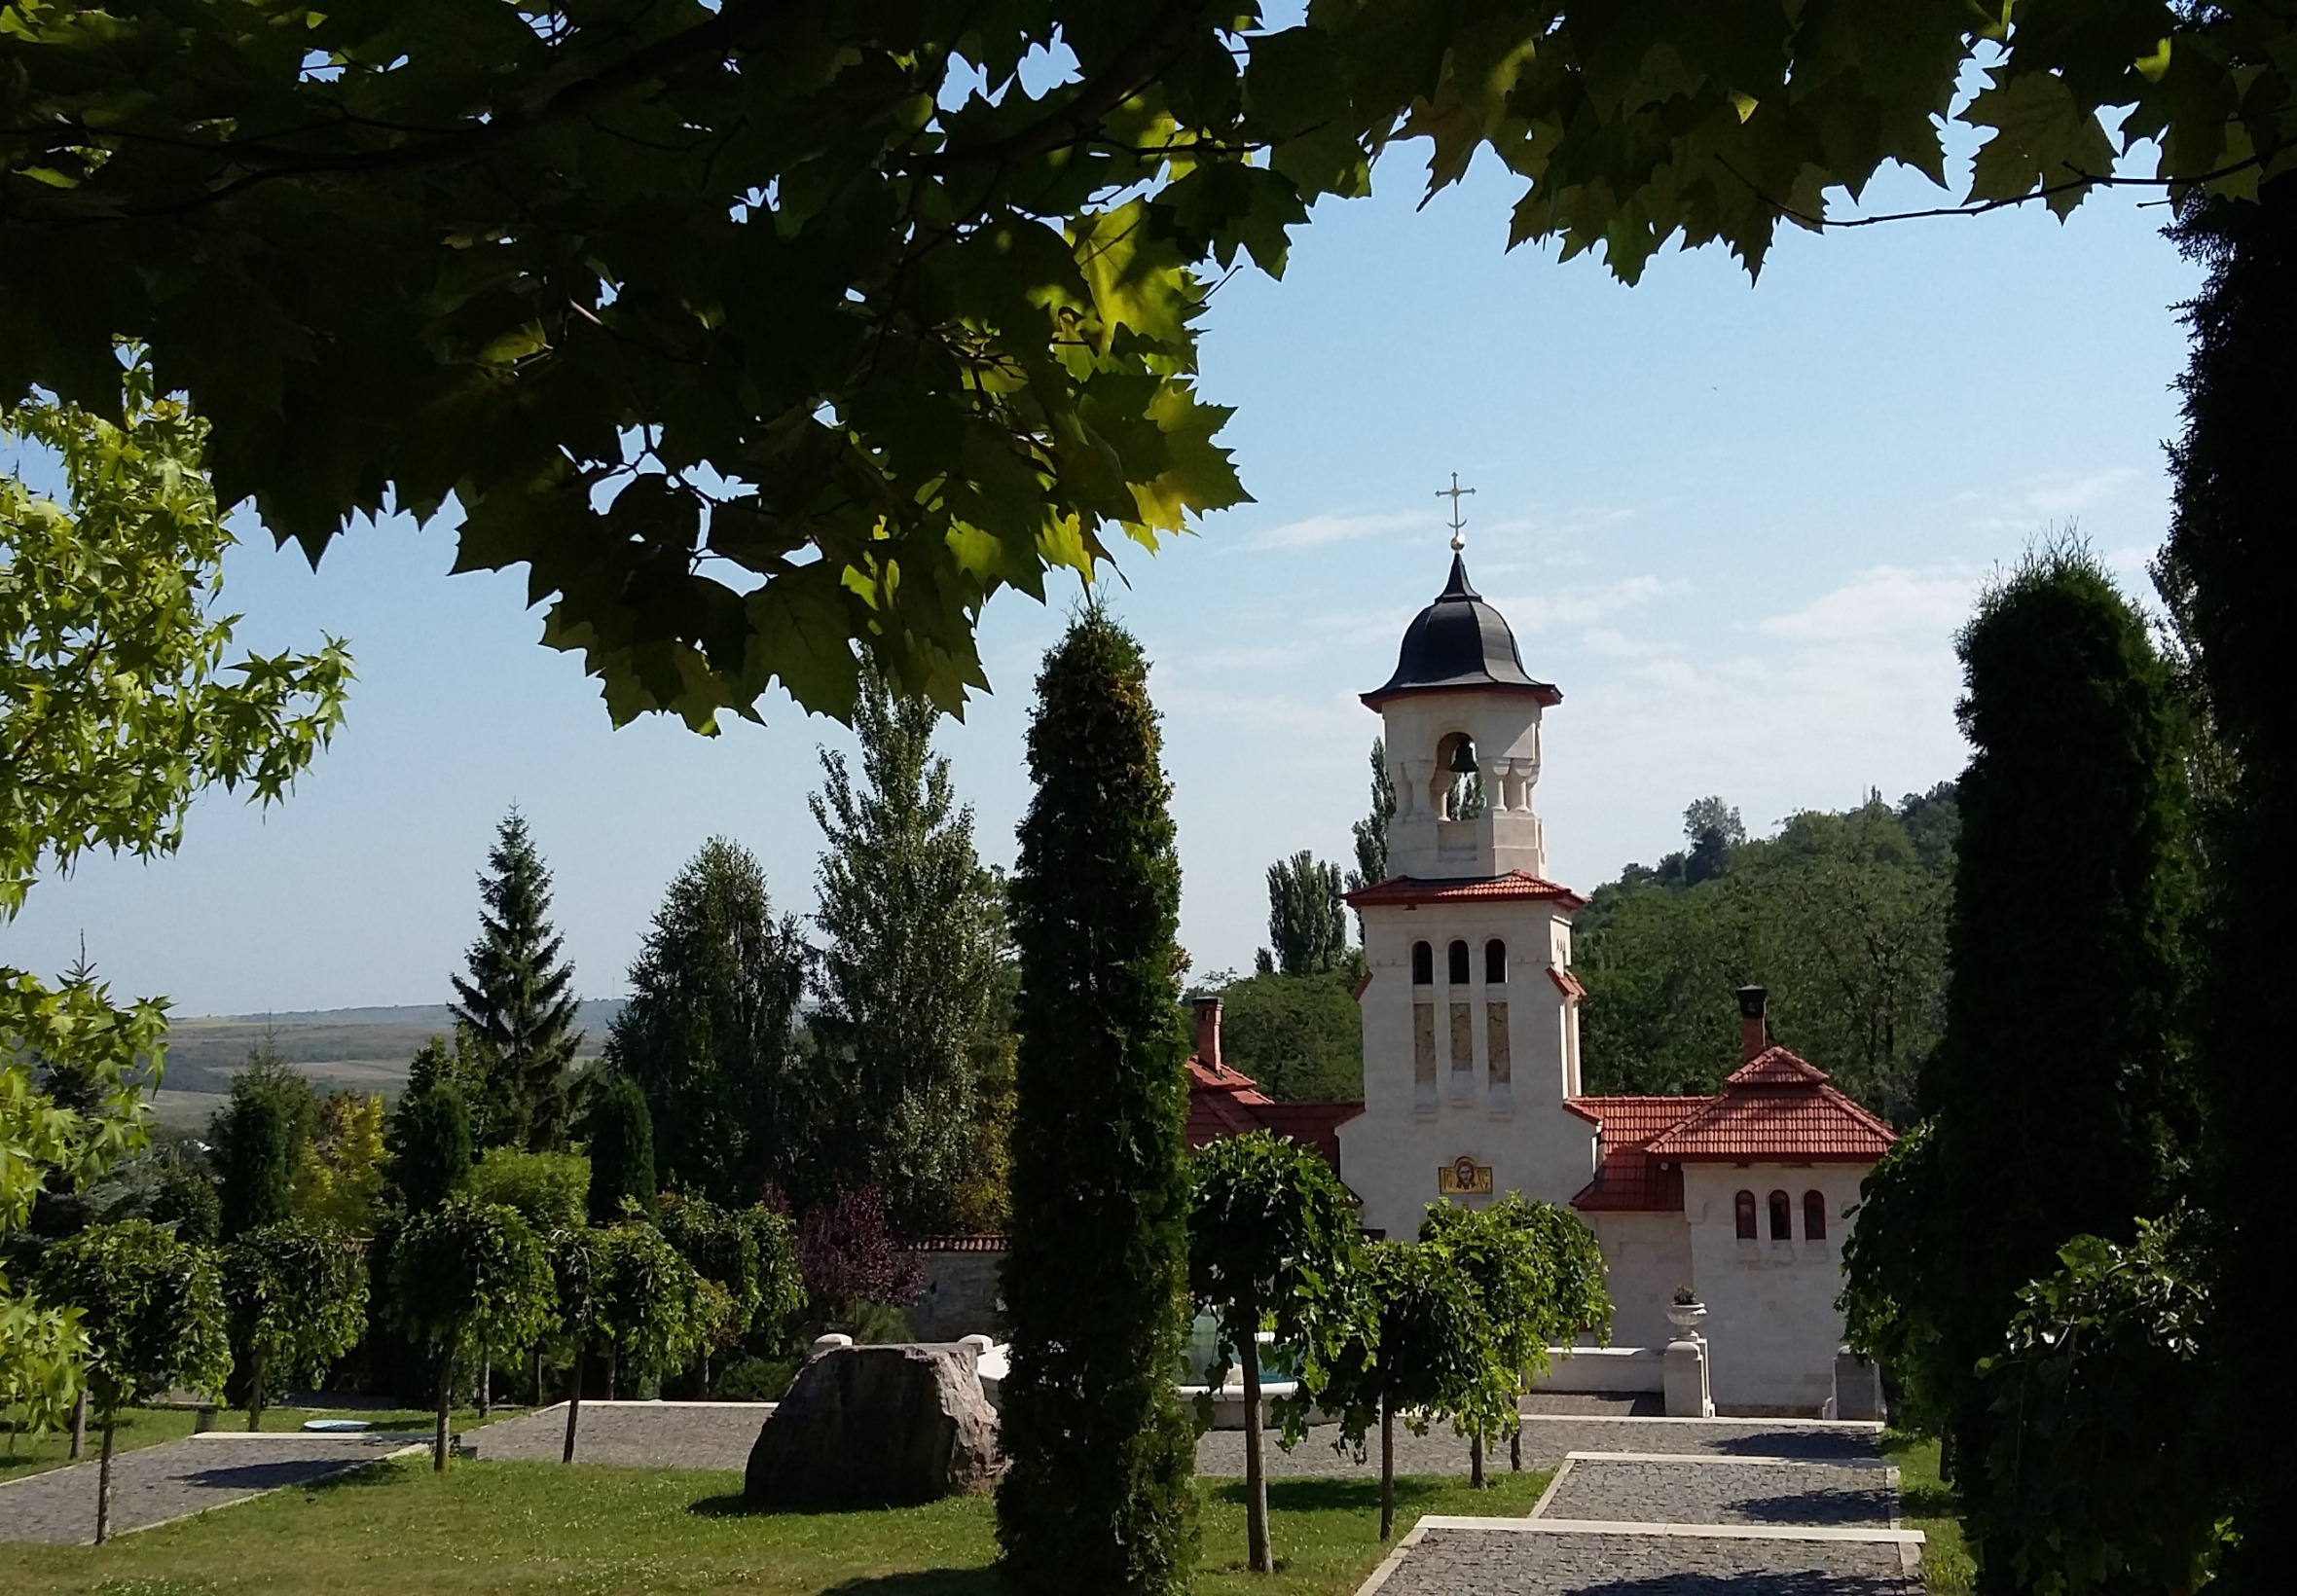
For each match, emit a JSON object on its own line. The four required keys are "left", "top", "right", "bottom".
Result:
{"left": 1735, "top": 985, "right": 1768, "bottom": 1063}
{"left": 1193, "top": 996, "right": 1223, "bottom": 1072}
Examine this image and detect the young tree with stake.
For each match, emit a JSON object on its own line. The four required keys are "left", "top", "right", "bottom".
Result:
{"left": 1186, "top": 1130, "right": 1360, "bottom": 1574}
{"left": 220, "top": 1218, "right": 367, "bottom": 1431}
{"left": 389, "top": 1195, "right": 554, "bottom": 1469}
{"left": 36, "top": 1220, "right": 230, "bottom": 1542}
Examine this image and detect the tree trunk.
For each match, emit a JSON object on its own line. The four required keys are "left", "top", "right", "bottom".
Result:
{"left": 1470, "top": 1427, "right": 1484, "bottom": 1489}
{"left": 532, "top": 1346, "right": 544, "bottom": 1406}
{"left": 433, "top": 1334, "right": 458, "bottom": 1472}
{"left": 605, "top": 1344, "right": 618, "bottom": 1401}
{"left": 1511, "top": 1421, "right": 1521, "bottom": 1472}
{"left": 247, "top": 1347, "right": 267, "bottom": 1433}
{"left": 563, "top": 1346, "right": 584, "bottom": 1465}
{"left": 699, "top": 1348, "right": 711, "bottom": 1400}
{"left": 480, "top": 1355, "right": 492, "bottom": 1418}
{"left": 1378, "top": 1393, "right": 1396, "bottom": 1542}
{"left": 69, "top": 1390, "right": 87, "bottom": 1461}
{"left": 1241, "top": 1329, "right": 1271, "bottom": 1574}
{"left": 94, "top": 1418, "right": 116, "bottom": 1543}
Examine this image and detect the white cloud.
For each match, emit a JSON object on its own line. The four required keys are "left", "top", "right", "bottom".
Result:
{"left": 1490, "top": 575, "right": 1679, "bottom": 634}
{"left": 1756, "top": 564, "right": 1983, "bottom": 642}
{"left": 1246, "top": 509, "right": 1430, "bottom": 551}
{"left": 2021, "top": 466, "right": 2143, "bottom": 517}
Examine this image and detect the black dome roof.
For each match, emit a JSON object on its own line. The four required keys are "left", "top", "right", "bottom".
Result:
{"left": 1362, "top": 554, "right": 1561, "bottom": 709}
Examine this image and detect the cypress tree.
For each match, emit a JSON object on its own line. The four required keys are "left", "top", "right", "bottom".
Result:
{"left": 997, "top": 610, "right": 1196, "bottom": 1596}
{"left": 451, "top": 809, "right": 583, "bottom": 1150}
{"left": 388, "top": 1085, "right": 471, "bottom": 1213}
{"left": 582, "top": 1071, "right": 657, "bottom": 1223}
{"left": 1845, "top": 546, "right": 2192, "bottom": 1571}
{"left": 2159, "top": 178, "right": 2297, "bottom": 1588}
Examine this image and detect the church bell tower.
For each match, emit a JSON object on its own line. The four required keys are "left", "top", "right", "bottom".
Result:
{"left": 1335, "top": 490, "right": 1600, "bottom": 1240}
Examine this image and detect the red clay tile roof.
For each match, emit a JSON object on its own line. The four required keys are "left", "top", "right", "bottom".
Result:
{"left": 1643, "top": 1046, "right": 1897, "bottom": 1163}
{"left": 1185, "top": 1056, "right": 1361, "bottom": 1168}
{"left": 1549, "top": 966, "right": 1587, "bottom": 999}
{"left": 1564, "top": 1095, "right": 1706, "bottom": 1212}
{"left": 1343, "top": 871, "right": 1588, "bottom": 911}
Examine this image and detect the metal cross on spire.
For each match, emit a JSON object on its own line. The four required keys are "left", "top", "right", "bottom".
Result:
{"left": 1436, "top": 472, "right": 1477, "bottom": 551}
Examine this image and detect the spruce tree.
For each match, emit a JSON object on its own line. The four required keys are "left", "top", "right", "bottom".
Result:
{"left": 997, "top": 610, "right": 1196, "bottom": 1596}
{"left": 450, "top": 809, "right": 583, "bottom": 1150}
{"left": 810, "top": 669, "right": 1009, "bottom": 1233}
{"left": 2159, "top": 178, "right": 2297, "bottom": 1588}
{"left": 1842, "top": 546, "right": 2192, "bottom": 1567}
{"left": 605, "top": 839, "right": 808, "bottom": 1206}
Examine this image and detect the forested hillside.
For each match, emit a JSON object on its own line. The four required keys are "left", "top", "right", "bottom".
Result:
{"left": 1575, "top": 787, "right": 1957, "bottom": 1124}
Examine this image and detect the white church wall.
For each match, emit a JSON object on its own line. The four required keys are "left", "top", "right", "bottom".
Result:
{"left": 1585, "top": 1211, "right": 1693, "bottom": 1350}
{"left": 1681, "top": 1163, "right": 1870, "bottom": 1416}
{"left": 1340, "top": 896, "right": 1598, "bottom": 1240}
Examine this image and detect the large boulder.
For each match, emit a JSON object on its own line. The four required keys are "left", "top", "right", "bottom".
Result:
{"left": 745, "top": 1343, "right": 1001, "bottom": 1507}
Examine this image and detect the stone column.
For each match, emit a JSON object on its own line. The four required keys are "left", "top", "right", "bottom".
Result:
{"left": 1662, "top": 1303, "right": 1715, "bottom": 1418}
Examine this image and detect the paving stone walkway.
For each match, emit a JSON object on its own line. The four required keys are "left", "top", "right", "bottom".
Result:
{"left": 1357, "top": 1420, "right": 1920, "bottom": 1595}
{"left": 469, "top": 1401, "right": 773, "bottom": 1469}
{"left": 0, "top": 1433, "right": 424, "bottom": 1544}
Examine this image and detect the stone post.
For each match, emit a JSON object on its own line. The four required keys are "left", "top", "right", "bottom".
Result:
{"left": 1662, "top": 1302, "right": 1714, "bottom": 1419}
{"left": 1833, "top": 1347, "right": 1883, "bottom": 1422}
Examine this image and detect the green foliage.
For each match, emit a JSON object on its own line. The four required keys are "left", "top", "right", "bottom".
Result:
{"left": 464, "top": 1150, "right": 591, "bottom": 1236}
{"left": 655, "top": 1192, "right": 803, "bottom": 1349}
{"left": 0, "top": 965, "right": 164, "bottom": 1234}
{"left": 1203, "top": 970, "right": 1364, "bottom": 1104}
{"left": 36, "top": 1219, "right": 229, "bottom": 1416}
{"left": 450, "top": 810, "right": 583, "bottom": 1151}
{"left": 579, "top": 1073, "right": 656, "bottom": 1224}
{"left": 606, "top": 838, "right": 807, "bottom": 1208}
{"left": 1419, "top": 1193, "right": 1612, "bottom": 1391}
{"left": 150, "top": 1148, "right": 221, "bottom": 1247}
{"left": 387, "top": 1085, "right": 472, "bottom": 1215}
{"left": 388, "top": 1196, "right": 555, "bottom": 1365}
{"left": 1967, "top": 1211, "right": 2226, "bottom": 1596}
{"left": 220, "top": 1218, "right": 367, "bottom": 1422}
{"left": 288, "top": 1091, "right": 387, "bottom": 1235}
{"left": 1346, "top": 739, "right": 1396, "bottom": 898}
{"left": 588, "top": 1221, "right": 713, "bottom": 1389}
{"left": 0, "top": 1284, "right": 88, "bottom": 1433}
{"left": 1000, "top": 610, "right": 1196, "bottom": 1596}
{"left": 1577, "top": 788, "right": 1954, "bottom": 1120}
{"left": 1319, "top": 1240, "right": 1494, "bottom": 1455}
{"left": 1, "top": 353, "right": 349, "bottom": 918}
{"left": 1841, "top": 547, "right": 2195, "bottom": 1562}
{"left": 210, "top": 1044, "right": 317, "bottom": 1240}
{"left": 1262, "top": 852, "right": 1349, "bottom": 978}
{"left": 811, "top": 670, "right": 1013, "bottom": 1232}
{"left": 1186, "top": 1131, "right": 1361, "bottom": 1437}
{"left": 2160, "top": 177, "right": 2297, "bottom": 1592}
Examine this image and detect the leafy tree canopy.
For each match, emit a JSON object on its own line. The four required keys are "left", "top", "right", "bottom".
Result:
{"left": 10, "top": 4, "right": 2286, "bottom": 728}
{"left": 606, "top": 838, "right": 807, "bottom": 1207}
{"left": 220, "top": 1216, "right": 368, "bottom": 1426}
{"left": 1199, "top": 968, "right": 1362, "bottom": 1103}
{"left": 1576, "top": 785, "right": 1956, "bottom": 1120}
{"left": 464, "top": 1148, "right": 592, "bottom": 1235}
{"left": 36, "top": 1218, "right": 231, "bottom": 1415}
{"left": 1260, "top": 851, "right": 1348, "bottom": 978}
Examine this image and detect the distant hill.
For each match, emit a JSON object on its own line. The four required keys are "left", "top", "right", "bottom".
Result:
{"left": 157, "top": 999, "right": 626, "bottom": 1102}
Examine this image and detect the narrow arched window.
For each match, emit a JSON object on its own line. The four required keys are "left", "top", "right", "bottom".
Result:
{"left": 1411, "top": 941, "right": 1434, "bottom": 986}
{"left": 1768, "top": 1190, "right": 1792, "bottom": 1241}
{"left": 1734, "top": 1190, "right": 1757, "bottom": 1240}
{"left": 1804, "top": 1190, "right": 1828, "bottom": 1242}
{"left": 1447, "top": 940, "right": 1471, "bottom": 985}
{"left": 1484, "top": 939, "right": 1507, "bottom": 984}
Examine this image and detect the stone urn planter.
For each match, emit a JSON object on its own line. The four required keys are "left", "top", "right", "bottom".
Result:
{"left": 1665, "top": 1300, "right": 1708, "bottom": 1340}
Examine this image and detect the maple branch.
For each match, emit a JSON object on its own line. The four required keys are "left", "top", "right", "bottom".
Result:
{"left": 1726, "top": 152, "right": 2270, "bottom": 232}
{"left": 923, "top": 0, "right": 1216, "bottom": 173}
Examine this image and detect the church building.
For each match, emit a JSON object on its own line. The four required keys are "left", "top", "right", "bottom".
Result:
{"left": 1327, "top": 544, "right": 1896, "bottom": 1416}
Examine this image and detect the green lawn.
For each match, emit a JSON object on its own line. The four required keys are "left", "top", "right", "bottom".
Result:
{"left": 1881, "top": 1431, "right": 1974, "bottom": 1596}
{"left": 0, "top": 1405, "right": 515, "bottom": 1483}
{"left": 0, "top": 1456, "right": 1550, "bottom": 1594}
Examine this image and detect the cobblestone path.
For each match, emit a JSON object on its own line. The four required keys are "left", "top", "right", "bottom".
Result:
{"left": 469, "top": 1401, "right": 773, "bottom": 1469}
{"left": 0, "top": 1433, "right": 423, "bottom": 1544}
{"left": 1357, "top": 1420, "right": 1922, "bottom": 1595}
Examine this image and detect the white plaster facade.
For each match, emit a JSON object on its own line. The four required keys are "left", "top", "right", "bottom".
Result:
{"left": 1332, "top": 554, "right": 1891, "bottom": 1416}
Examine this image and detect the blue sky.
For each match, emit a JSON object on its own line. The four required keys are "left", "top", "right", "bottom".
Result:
{"left": 3, "top": 132, "right": 2200, "bottom": 1017}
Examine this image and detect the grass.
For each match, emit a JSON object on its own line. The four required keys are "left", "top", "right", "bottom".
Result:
{"left": 0, "top": 1405, "right": 515, "bottom": 1483}
{"left": 1881, "top": 1430, "right": 1974, "bottom": 1596}
{"left": 0, "top": 1455, "right": 1550, "bottom": 1594}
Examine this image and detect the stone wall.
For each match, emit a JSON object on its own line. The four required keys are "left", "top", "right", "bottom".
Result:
{"left": 1585, "top": 1209, "right": 1693, "bottom": 1349}
{"left": 906, "top": 1240, "right": 1004, "bottom": 1340}
{"left": 1681, "top": 1164, "right": 1868, "bottom": 1415}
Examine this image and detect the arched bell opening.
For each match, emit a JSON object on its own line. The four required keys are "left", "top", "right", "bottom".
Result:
{"left": 1432, "top": 731, "right": 1484, "bottom": 822}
